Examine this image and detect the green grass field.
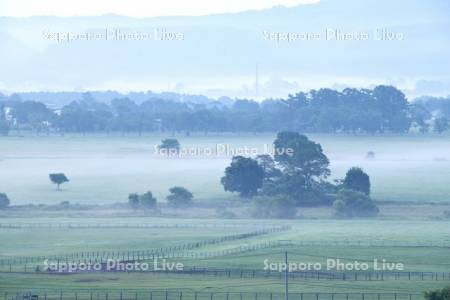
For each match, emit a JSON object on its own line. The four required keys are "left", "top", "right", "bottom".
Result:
{"left": 0, "top": 218, "right": 449, "bottom": 296}
{"left": 1, "top": 134, "right": 450, "bottom": 298}
{"left": 1, "top": 134, "right": 450, "bottom": 205}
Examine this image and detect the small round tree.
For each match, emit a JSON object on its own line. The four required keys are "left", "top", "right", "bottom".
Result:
{"left": 365, "top": 151, "right": 375, "bottom": 160}
{"left": 343, "top": 167, "right": 370, "bottom": 195}
{"left": 140, "top": 191, "right": 157, "bottom": 209}
{"left": 166, "top": 186, "right": 193, "bottom": 208}
{"left": 158, "top": 138, "right": 180, "bottom": 155}
{"left": 0, "top": 193, "right": 10, "bottom": 209}
{"left": 128, "top": 193, "right": 140, "bottom": 209}
{"left": 49, "top": 173, "right": 69, "bottom": 190}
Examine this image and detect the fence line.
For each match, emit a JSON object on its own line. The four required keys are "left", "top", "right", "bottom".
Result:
{"left": 291, "top": 241, "right": 450, "bottom": 248}
{"left": 0, "top": 241, "right": 282, "bottom": 273}
{"left": 0, "top": 223, "right": 290, "bottom": 230}
{"left": 0, "top": 227, "right": 290, "bottom": 266}
{"left": 2, "top": 267, "right": 448, "bottom": 282}
{"left": 0, "top": 290, "right": 425, "bottom": 300}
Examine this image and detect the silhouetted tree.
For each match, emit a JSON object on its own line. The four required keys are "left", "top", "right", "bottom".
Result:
{"left": 434, "top": 117, "right": 449, "bottom": 134}
{"left": 49, "top": 173, "right": 69, "bottom": 190}
{"left": 166, "top": 186, "right": 193, "bottom": 207}
{"left": 0, "top": 193, "right": 10, "bottom": 209}
{"left": 221, "top": 156, "right": 264, "bottom": 198}
{"left": 343, "top": 167, "right": 371, "bottom": 195}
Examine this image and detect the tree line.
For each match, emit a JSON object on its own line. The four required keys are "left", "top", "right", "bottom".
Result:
{"left": 1, "top": 85, "right": 448, "bottom": 135}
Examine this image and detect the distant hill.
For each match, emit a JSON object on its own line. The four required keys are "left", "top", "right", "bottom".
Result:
{"left": 0, "top": 0, "right": 449, "bottom": 98}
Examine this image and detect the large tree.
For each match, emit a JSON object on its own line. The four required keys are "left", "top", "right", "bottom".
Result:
{"left": 221, "top": 156, "right": 264, "bottom": 198}
{"left": 274, "top": 132, "right": 330, "bottom": 183}
{"left": 373, "top": 85, "right": 411, "bottom": 133}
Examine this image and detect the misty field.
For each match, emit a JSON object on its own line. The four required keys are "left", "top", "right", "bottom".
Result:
{"left": 1, "top": 134, "right": 450, "bottom": 205}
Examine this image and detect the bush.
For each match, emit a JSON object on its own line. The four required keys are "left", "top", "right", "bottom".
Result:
{"left": 128, "top": 192, "right": 157, "bottom": 209}
{"left": 425, "top": 286, "right": 450, "bottom": 300}
{"left": 166, "top": 186, "right": 193, "bottom": 208}
{"left": 139, "top": 191, "right": 157, "bottom": 209}
{"left": 158, "top": 138, "right": 180, "bottom": 155}
{"left": 59, "top": 201, "right": 70, "bottom": 207}
{"left": 251, "top": 195, "right": 297, "bottom": 219}
{"left": 0, "top": 193, "right": 10, "bottom": 209}
{"left": 365, "top": 151, "right": 375, "bottom": 159}
{"left": 128, "top": 193, "right": 140, "bottom": 208}
{"left": 333, "top": 189, "right": 379, "bottom": 218}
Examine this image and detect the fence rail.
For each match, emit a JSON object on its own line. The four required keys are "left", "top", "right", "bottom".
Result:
{"left": 0, "top": 290, "right": 425, "bottom": 300}
{"left": 291, "top": 241, "right": 450, "bottom": 248}
{"left": 0, "top": 227, "right": 290, "bottom": 266}
{"left": 0, "top": 241, "right": 282, "bottom": 273}
{"left": 0, "top": 223, "right": 289, "bottom": 230}
{"left": 1, "top": 264, "right": 449, "bottom": 282}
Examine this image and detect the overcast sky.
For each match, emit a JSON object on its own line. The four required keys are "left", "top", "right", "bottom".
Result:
{"left": 0, "top": 0, "right": 318, "bottom": 17}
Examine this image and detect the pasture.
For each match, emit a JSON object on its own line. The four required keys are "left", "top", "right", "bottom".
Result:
{"left": 1, "top": 134, "right": 450, "bottom": 205}
{"left": 0, "top": 218, "right": 449, "bottom": 297}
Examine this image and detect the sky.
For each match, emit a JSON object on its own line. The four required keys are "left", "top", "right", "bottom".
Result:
{"left": 0, "top": 0, "right": 449, "bottom": 99}
{"left": 0, "top": 0, "right": 319, "bottom": 17}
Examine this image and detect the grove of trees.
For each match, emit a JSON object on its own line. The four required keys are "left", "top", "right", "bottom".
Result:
{"left": 221, "top": 132, "right": 379, "bottom": 218}
{"left": 128, "top": 191, "right": 157, "bottom": 209}
{"left": 2, "top": 85, "right": 447, "bottom": 135}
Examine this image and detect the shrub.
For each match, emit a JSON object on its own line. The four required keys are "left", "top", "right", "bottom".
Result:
{"left": 139, "top": 191, "right": 157, "bottom": 209}
{"left": 0, "top": 193, "right": 10, "bottom": 209}
{"left": 166, "top": 186, "right": 193, "bottom": 208}
{"left": 333, "top": 189, "right": 379, "bottom": 218}
{"left": 365, "top": 151, "right": 375, "bottom": 159}
{"left": 128, "top": 192, "right": 157, "bottom": 209}
{"left": 251, "top": 195, "right": 297, "bottom": 219}
{"left": 158, "top": 138, "right": 180, "bottom": 155}
{"left": 425, "top": 286, "right": 450, "bottom": 300}
{"left": 49, "top": 173, "right": 69, "bottom": 190}
{"left": 128, "top": 193, "right": 140, "bottom": 208}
